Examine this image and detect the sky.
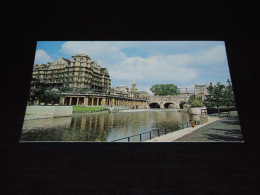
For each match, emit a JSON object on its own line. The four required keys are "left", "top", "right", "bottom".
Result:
{"left": 34, "top": 41, "right": 231, "bottom": 93}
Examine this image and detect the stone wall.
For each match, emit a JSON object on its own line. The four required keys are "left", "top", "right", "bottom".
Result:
{"left": 188, "top": 107, "right": 207, "bottom": 115}
{"left": 24, "top": 106, "right": 73, "bottom": 120}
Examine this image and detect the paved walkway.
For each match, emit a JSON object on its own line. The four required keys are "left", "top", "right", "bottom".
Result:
{"left": 145, "top": 116, "right": 220, "bottom": 142}
{"left": 175, "top": 111, "right": 243, "bottom": 142}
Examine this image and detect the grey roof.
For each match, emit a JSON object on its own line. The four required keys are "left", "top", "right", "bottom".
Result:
{"left": 62, "top": 58, "right": 71, "bottom": 63}
{"left": 72, "top": 54, "right": 91, "bottom": 58}
{"left": 195, "top": 84, "right": 207, "bottom": 87}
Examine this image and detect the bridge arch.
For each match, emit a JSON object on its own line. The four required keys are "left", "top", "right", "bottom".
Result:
{"left": 149, "top": 102, "right": 160, "bottom": 108}
{"left": 164, "top": 102, "right": 178, "bottom": 109}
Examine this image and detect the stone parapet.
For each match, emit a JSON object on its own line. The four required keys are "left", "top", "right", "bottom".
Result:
{"left": 188, "top": 107, "right": 207, "bottom": 115}
{"left": 24, "top": 106, "right": 73, "bottom": 120}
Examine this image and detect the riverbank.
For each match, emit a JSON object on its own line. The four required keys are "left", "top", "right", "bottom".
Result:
{"left": 24, "top": 106, "right": 73, "bottom": 120}
{"left": 24, "top": 105, "right": 110, "bottom": 120}
{"left": 145, "top": 115, "right": 220, "bottom": 142}
{"left": 72, "top": 106, "right": 108, "bottom": 113}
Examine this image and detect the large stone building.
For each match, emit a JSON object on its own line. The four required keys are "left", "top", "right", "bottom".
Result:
{"left": 32, "top": 54, "right": 111, "bottom": 93}
{"left": 194, "top": 84, "right": 209, "bottom": 100}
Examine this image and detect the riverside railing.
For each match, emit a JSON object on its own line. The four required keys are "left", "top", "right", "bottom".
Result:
{"left": 112, "top": 122, "right": 191, "bottom": 142}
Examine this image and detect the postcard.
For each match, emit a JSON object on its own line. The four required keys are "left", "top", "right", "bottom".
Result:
{"left": 20, "top": 41, "right": 244, "bottom": 142}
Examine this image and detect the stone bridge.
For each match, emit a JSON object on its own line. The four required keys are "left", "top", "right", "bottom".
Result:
{"left": 147, "top": 93, "right": 193, "bottom": 109}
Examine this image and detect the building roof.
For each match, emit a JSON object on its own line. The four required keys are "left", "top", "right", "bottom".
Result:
{"left": 131, "top": 79, "right": 138, "bottom": 91}
{"left": 100, "top": 68, "right": 109, "bottom": 74}
{"left": 72, "top": 54, "right": 91, "bottom": 59}
{"left": 62, "top": 58, "right": 71, "bottom": 63}
{"left": 194, "top": 84, "right": 207, "bottom": 87}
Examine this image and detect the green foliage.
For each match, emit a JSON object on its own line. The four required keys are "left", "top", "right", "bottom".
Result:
{"left": 38, "top": 90, "right": 61, "bottom": 104}
{"left": 150, "top": 84, "right": 180, "bottom": 96}
{"left": 190, "top": 100, "right": 204, "bottom": 108}
{"left": 204, "top": 80, "right": 236, "bottom": 114}
{"left": 204, "top": 82, "right": 225, "bottom": 108}
{"left": 78, "top": 88, "right": 90, "bottom": 94}
{"left": 222, "top": 79, "right": 236, "bottom": 108}
{"left": 72, "top": 106, "right": 108, "bottom": 113}
{"left": 188, "top": 95, "right": 196, "bottom": 105}
{"left": 59, "top": 86, "right": 73, "bottom": 92}
{"left": 29, "top": 78, "right": 46, "bottom": 103}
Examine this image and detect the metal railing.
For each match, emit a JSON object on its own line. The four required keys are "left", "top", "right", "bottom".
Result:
{"left": 112, "top": 122, "right": 191, "bottom": 142}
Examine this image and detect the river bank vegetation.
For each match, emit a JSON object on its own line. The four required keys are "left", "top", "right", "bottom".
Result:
{"left": 72, "top": 106, "right": 108, "bottom": 113}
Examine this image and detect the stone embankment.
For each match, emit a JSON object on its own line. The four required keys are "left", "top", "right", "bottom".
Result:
{"left": 24, "top": 106, "right": 73, "bottom": 120}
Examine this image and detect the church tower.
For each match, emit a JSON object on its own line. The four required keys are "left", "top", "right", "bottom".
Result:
{"left": 130, "top": 79, "right": 138, "bottom": 92}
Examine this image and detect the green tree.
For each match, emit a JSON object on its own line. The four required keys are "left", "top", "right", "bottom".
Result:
{"left": 190, "top": 100, "right": 204, "bottom": 108}
{"left": 38, "top": 90, "right": 61, "bottom": 104}
{"left": 150, "top": 84, "right": 180, "bottom": 96}
{"left": 29, "top": 78, "right": 46, "bottom": 104}
{"left": 222, "top": 79, "right": 236, "bottom": 115}
{"left": 188, "top": 95, "right": 196, "bottom": 105}
{"left": 59, "top": 86, "right": 73, "bottom": 93}
{"left": 204, "top": 82, "right": 225, "bottom": 115}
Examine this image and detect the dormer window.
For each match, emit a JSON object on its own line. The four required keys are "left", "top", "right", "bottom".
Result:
{"left": 80, "top": 58, "right": 83, "bottom": 62}
{"left": 74, "top": 58, "right": 76, "bottom": 62}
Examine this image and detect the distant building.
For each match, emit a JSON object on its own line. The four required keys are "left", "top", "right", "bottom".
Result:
{"left": 111, "top": 80, "right": 149, "bottom": 100}
{"left": 194, "top": 84, "right": 209, "bottom": 100}
{"left": 130, "top": 79, "right": 138, "bottom": 92}
{"left": 110, "top": 84, "right": 129, "bottom": 97}
{"left": 32, "top": 54, "right": 111, "bottom": 93}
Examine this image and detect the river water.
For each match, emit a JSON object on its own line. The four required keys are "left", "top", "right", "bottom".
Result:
{"left": 20, "top": 110, "right": 190, "bottom": 142}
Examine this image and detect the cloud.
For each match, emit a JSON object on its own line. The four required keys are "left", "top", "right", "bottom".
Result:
{"left": 56, "top": 41, "right": 229, "bottom": 90}
{"left": 109, "top": 55, "right": 198, "bottom": 85}
{"left": 104, "top": 41, "right": 225, "bottom": 56}
{"left": 188, "top": 45, "right": 228, "bottom": 67}
{"left": 109, "top": 45, "right": 228, "bottom": 89}
{"left": 59, "top": 41, "right": 127, "bottom": 66}
{"left": 34, "top": 49, "right": 54, "bottom": 64}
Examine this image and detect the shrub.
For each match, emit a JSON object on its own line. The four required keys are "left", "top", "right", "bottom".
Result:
{"left": 190, "top": 100, "right": 204, "bottom": 108}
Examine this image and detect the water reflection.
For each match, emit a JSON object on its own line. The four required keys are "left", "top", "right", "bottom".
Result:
{"left": 20, "top": 111, "right": 190, "bottom": 142}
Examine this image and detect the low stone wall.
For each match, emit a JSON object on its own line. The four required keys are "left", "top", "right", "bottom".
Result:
{"left": 25, "top": 106, "right": 73, "bottom": 120}
{"left": 200, "top": 115, "right": 208, "bottom": 124}
{"left": 188, "top": 107, "right": 207, "bottom": 115}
